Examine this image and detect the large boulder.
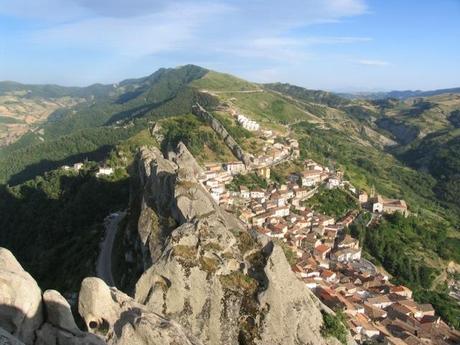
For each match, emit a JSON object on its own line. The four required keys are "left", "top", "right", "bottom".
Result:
{"left": 0, "top": 248, "right": 43, "bottom": 345}
{"left": 42, "top": 290, "right": 80, "bottom": 334}
{"left": 79, "top": 277, "right": 202, "bottom": 345}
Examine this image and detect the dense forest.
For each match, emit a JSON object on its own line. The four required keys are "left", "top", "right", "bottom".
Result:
{"left": 0, "top": 168, "right": 130, "bottom": 292}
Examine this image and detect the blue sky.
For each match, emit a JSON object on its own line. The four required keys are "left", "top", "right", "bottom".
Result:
{"left": 0, "top": 0, "right": 459, "bottom": 91}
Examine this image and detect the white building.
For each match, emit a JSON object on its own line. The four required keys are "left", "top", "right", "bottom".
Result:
{"left": 73, "top": 162, "right": 84, "bottom": 170}
{"left": 326, "top": 176, "right": 341, "bottom": 189}
{"left": 224, "top": 161, "right": 246, "bottom": 174}
{"left": 96, "top": 167, "right": 114, "bottom": 177}
{"left": 237, "top": 114, "right": 260, "bottom": 131}
{"left": 301, "top": 171, "right": 322, "bottom": 187}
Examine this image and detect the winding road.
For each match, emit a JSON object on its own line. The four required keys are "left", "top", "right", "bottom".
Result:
{"left": 96, "top": 211, "right": 125, "bottom": 287}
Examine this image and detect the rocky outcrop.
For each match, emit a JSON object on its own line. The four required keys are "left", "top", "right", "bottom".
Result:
{"left": 192, "top": 103, "right": 252, "bottom": 166}
{"left": 0, "top": 248, "right": 104, "bottom": 345}
{"left": 128, "top": 142, "right": 354, "bottom": 345}
{"left": 0, "top": 248, "right": 200, "bottom": 345}
{"left": 78, "top": 277, "right": 202, "bottom": 345}
{"left": 0, "top": 248, "right": 43, "bottom": 345}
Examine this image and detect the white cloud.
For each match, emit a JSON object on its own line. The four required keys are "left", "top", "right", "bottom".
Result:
{"left": 357, "top": 59, "right": 390, "bottom": 66}
{"left": 29, "top": 2, "right": 232, "bottom": 57}
{"left": 9, "top": 0, "right": 370, "bottom": 57}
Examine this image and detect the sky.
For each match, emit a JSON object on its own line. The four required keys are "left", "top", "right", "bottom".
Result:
{"left": 0, "top": 0, "right": 459, "bottom": 91}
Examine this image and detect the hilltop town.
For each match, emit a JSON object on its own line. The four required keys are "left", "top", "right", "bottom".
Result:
{"left": 197, "top": 109, "right": 458, "bottom": 345}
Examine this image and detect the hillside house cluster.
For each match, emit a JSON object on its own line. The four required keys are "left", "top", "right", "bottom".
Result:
{"left": 305, "top": 263, "right": 459, "bottom": 344}
{"left": 251, "top": 136, "right": 300, "bottom": 168}
{"left": 61, "top": 162, "right": 84, "bottom": 171}
{"left": 198, "top": 163, "right": 235, "bottom": 204}
{"left": 237, "top": 114, "right": 260, "bottom": 131}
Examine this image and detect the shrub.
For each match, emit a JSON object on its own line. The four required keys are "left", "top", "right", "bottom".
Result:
{"left": 320, "top": 310, "right": 347, "bottom": 345}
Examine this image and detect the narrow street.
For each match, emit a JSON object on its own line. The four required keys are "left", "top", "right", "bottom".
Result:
{"left": 96, "top": 211, "right": 125, "bottom": 287}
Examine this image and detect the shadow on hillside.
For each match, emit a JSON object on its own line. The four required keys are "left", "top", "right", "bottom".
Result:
{"left": 104, "top": 96, "right": 176, "bottom": 126}
{"left": 0, "top": 173, "right": 130, "bottom": 292}
{"left": 7, "top": 145, "right": 113, "bottom": 185}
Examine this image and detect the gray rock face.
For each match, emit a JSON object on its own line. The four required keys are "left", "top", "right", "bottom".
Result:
{"left": 129, "top": 143, "right": 354, "bottom": 345}
{"left": 0, "top": 248, "right": 104, "bottom": 345}
{"left": 0, "top": 327, "right": 25, "bottom": 345}
{"left": 0, "top": 248, "right": 43, "bottom": 345}
{"left": 78, "top": 277, "right": 202, "bottom": 345}
{"left": 42, "top": 290, "right": 80, "bottom": 334}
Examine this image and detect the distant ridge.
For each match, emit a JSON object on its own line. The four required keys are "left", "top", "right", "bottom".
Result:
{"left": 340, "top": 87, "right": 460, "bottom": 100}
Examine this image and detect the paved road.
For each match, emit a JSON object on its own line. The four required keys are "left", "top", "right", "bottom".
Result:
{"left": 96, "top": 211, "right": 125, "bottom": 287}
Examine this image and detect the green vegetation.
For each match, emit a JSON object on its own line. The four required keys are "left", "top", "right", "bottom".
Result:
{"left": 227, "top": 173, "right": 268, "bottom": 191}
{"left": 321, "top": 310, "right": 348, "bottom": 345}
{"left": 191, "top": 70, "right": 259, "bottom": 91}
{"left": 0, "top": 124, "right": 141, "bottom": 185}
{"left": 398, "top": 129, "right": 460, "bottom": 217}
{"left": 265, "top": 83, "right": 350, "bottom": 107}
{"left": 0, "top": 115, "right": 23, "bottom": 124}
{"left": 213, "top": 111, "right": 253, "bottom": 142}
{"left": 219, "top": 271, "right": 258, "bottom": 295}
{"left": 222, "top": 90, "right": 306, "bottom": 125}
{"left": 0, "top": 168, "right": 129, "bottom": 292}
{"left": 160, "top": 114, "right": 234, "bottom": 162}
{"left": 306, "top": 187, "right": 358, "bottom": 218}
{"left": 448, "top": 110, "right": 460, "bottom": 128}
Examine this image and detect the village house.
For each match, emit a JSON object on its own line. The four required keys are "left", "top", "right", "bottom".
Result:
{"left": 250, "top": 189, "right": 266, "bottom": 199}
{"left": 272, "top": 206, "right": 290, "bottom": 218}
{"left": 204, "top": 163, "right": 222, "bottom": 172}
{"left": 240, "top": 186, "right": 250, "bottom": 199}
{"left": 96, "top": 167, "right": 114, "bottom": 177}
{"left": 300, "top": 170, "right": 322, "bottom": 187}
{"left": 337, "top": 235, "right": 360, "bottom": 250}
{"left": 331, "top": 248, "right": 362, "bottom": 263}
{"left": 358, "top": 191, "right": 369, "bottom": 204}
{"left": 372, "top": 195, "right": 409, "bottom": 216}
{"left": 305, "top": 159, "right": 324, "bottom": 171}
{"left": 326, "top": 175, "right": 341, "bottom": 189}
{"left": 73, "top": 162, "right": 84, "bottom": 170}
{"left": 367, "top": 295, "right": 393, "bottom": 309}
{"left": 389, "top": 285, "right": 413, "bottom": 299}
{"left": 321, "top": 269, "right": 337, "bottom": 283}
{"left": 257, "top": 166, "right": 270, "bottom": 180}
{"left": 224, "top": 161, "right": 246, "bottom": 174}
{"left": 314, "top": 244, "right": 331, "bottom": 260}
{"left": 237, "top": 114, "right": 260, "bottom": 131}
